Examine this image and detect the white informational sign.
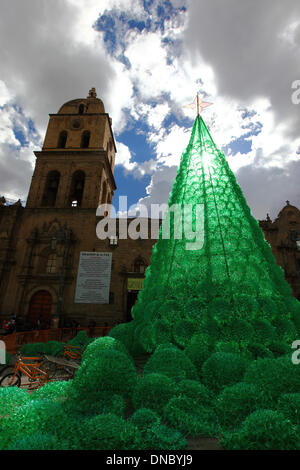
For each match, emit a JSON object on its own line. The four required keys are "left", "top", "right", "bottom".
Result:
{"left": 74, "top": 252, "right": 112, "bottom": 304}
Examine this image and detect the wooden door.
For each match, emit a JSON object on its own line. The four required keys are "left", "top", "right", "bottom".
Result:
{"left": 27, "top": 290, "right": 52, "bottom": 325}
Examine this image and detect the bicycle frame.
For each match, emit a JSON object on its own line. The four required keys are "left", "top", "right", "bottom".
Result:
{"left": 9, "top": 356, "right": 49, "bottom": 388}
{"left": 63, "top": 345, "right": 82, "bottom": 360}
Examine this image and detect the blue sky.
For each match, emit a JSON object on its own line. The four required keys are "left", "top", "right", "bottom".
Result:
{"left": 0, "top": 0, "right": 300, "bottom": 219}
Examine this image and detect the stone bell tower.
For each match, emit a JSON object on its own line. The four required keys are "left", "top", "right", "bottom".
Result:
{"left": 26, "top": 88, "right": 117, "bottom": 209}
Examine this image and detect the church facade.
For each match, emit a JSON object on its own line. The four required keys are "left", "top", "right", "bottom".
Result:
{"left": 0, "top": 89, "right": 300, "bottom": 327}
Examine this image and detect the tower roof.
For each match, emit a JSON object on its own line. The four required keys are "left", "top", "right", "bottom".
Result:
{"left": 276, "top": 201, "right": 300, "bottom": 220}
{"left": 57, "top": 88, "right": 105, "bottom": 114}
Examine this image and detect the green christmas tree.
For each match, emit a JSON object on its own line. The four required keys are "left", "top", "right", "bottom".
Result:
{"left": 3, "top": 110, "right": 300, "bottom": 450}
{"left": 115, "top": 113, "right": 300, "bottom": 354}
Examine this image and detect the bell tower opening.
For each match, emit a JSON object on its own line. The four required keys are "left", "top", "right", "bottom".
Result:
{"left": 57, "top": 130, "right": 67, "bottom": 148}
{"left": 69, "top": 170, "right": 85, "bottom": 207}
{"left": 42, "top": 170, "right": 60, "bottom": 207}
{"left": 81, "top": 130, "right": 90, "bottom": 148}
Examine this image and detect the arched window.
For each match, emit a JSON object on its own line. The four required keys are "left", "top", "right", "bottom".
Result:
{"left": 133, "top": 257, "right": 146, "bottom": 273}
{"left": 46, "top": 253, "right": 57, "bottom": 273}
{"left": 78, "top": 103, "right": 84, "bottom": 114}
{"left": 42, "top": 171, "right": 60, "bottom": 207}
{"left": 69, "top": 170, "right": 85, "bottom": 207}
{"left": 57, "top": 130, "right": 67, "bottom": 148}
{"left": 81, "top": 130, "right": 90, "bottom": 148}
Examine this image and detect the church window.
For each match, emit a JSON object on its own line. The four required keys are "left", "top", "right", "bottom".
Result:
{"left": 46, "top": 253, "right": 57, "bottom": 274}
{"left": 133, "top": 257, "right": 146, "bottom": 273}
{"left": 57, "top": 130, "right": 67, "bottom": 148}
{"left": 42, "top": 171, "right": 60, "bottom": 207}
{"left": 81, "top": 130, "right": 90, "bottom": 148}
{"left": 78, "top": 104, "right": 84, "bottom": 114}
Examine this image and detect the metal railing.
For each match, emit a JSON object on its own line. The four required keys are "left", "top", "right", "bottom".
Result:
{"left": 0, "top": 326, "right": 112, "bottom": 354}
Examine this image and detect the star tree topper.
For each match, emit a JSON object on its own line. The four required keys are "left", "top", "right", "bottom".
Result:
{"left": 185, "top": 94, "right": 213, "bottom": 115}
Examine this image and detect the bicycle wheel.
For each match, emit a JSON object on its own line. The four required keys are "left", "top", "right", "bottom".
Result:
{"left": 0, "top": 365, "right": 13, "bottom": 376}
{"left": 0, "top": 373, "right": 21, "bottom": 387}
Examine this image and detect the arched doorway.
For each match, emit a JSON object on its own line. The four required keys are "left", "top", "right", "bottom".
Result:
{"left": 27, "top": 290, "right": 52, "bottom": 327}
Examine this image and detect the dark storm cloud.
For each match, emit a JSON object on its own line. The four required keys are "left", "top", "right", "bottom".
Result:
{"left": 185, "top": 0, "right": 300, "bottom": 139}
{"left": 0, "top": 0, "right": 115, "bottom": 131}
{"left": 236, "top": 158, "right": 300, "bottom": 220}
{"left": 0, "top": 0, "right": 116, "bottom": 198}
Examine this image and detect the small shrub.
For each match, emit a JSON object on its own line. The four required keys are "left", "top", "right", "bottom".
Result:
{"left": 41, "top": 340, "right": 66, "bottom": 356}
{"left": 69, "top": 330, "right": 91, "bottom": 348}
{"left": 132, "top": 373, "right": 177, "bottom": 414}
{"left": 202, "top": 353, "right": 249, "bottom": 393}
{"left": 234, "top": 295, "right": 260, "bottom": 321}
{"left": 63, "top": 391, "right": 126, "bottom": 418}
{"left": 1, "top": 399, "right": 67, "bottom": 446}
{"left": 164, "top": 396, "right": 219, "bottom": 437}
{"left": 152, "top": 319, "right": 173, "bottom": 346}
{"left": 268, "top": 341, "right": 290, "bottom": 358}
{"left": 20, "top": 341, "right": 65, "bottom": 357}
{"left": 81, "top": 336, "right": 133, "bottom": 364}
{"left": 0, "top": 387, "right": 30, "bottom": 417}
{"left": 144, "top": 423, "right": 187, "bottom": 450}
{"left": 76, "top": 413, "right": 143, "bottom": 450}
{"left": 31, "top": 380, "right": 70, "bottom": 402}
{"left": 251, "top": 319, "right": 276, "bottom": 345}
{"left": 221, "top": 319, "right": 254, "bottom": 343}
{"left": 133, "top": 323, "right": 156, "bottom": 354}
{"left": 8, "top": 433, "right": 62, "bottom": 450}
{"left": 130, "top": 408, "right": 161, "bottom": 434}
{"left": 221, "top": 410, "right": 300, "bottom": 450}
{"left": 207, "top": 298, "right": 233, "bottom": 325}
{"left": 173, "top": 320, "right": 197, "bottom": 348}
{"left": 108, "top": 322, "right": 135, "bottom": 355}
{"left": 277, "top": 393, "right": 300, "bottom": 424}
{"left": 20, "top": 342, "right": 46, "bottom": 356}
{"left": 214, "top": 382, "right": 264, "bottom": 428}
{"left": 247, "top": 343, "right": 273, "bottom": 359}
{"left": 244, "top": 356, "right": 300, "bottom": 404}
{"left": 73, "top": 348, "right": 137, "bottom": 399}
{"left": 273, "top": 317, "right": 297, "bottom": 342}
{"left": 215, "top": 341, "right": 240, "bottom": 355}
{"left": 184, "top": 333, "right": 214, "bottom": 375}
{"left": 143, "top": 344, "right": 198, "bottom": 382}
{"left": 176, "top": 379, "right": 212, "bottom": 406}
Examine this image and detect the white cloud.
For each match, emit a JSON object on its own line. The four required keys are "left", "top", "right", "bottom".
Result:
{"left": 0, "top": 0, "right": 300, "bottom": 221}
{"left": 149, "top": 124, "right": 191, "bottom": 167}
{"left": 116, "top": 141, "right": 157, "bottom": 179}
{"left": 147, "top": 103, "right": 171, "bottom": 129}
{"left": 0, "top": 81, "right": 14, "bottom": 107}
{"left": 115, "top": 141, "right": 137, "bottom": 171}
